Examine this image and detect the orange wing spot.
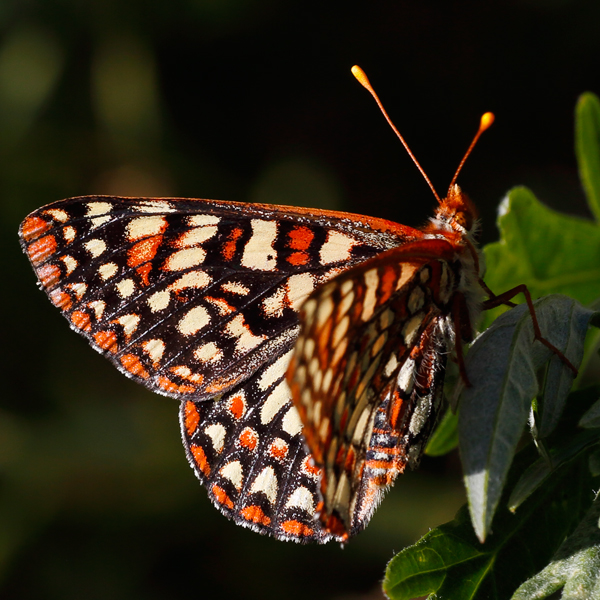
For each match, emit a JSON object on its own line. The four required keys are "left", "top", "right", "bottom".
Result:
{"left": 339, "top": 407, "right": 349, "bottom": 435}
{"left": 191, "top": 444, "right": 211, "bottom": 476}
{"left": 21, "top": 215, "right": 50, "bottom": 241}
{"left": 205, "top": 296, "right": 235, "bottom": 315}
{"left": 28, "top": 235, "right": 57, "bottom": 265}
{"left": 380, "top": 266, "right": 398, "bottom": 304}
{"left": 287, "top": 251, "right": 309, "bottom": 266}
{"left": 37, "top": 264, "right": 61, "bottom": 287}
{"left": 388, "top": 391, "right": 403, "bottom": 429}
{"left": 239, "top": 427, "right": 258, "bottom": 451}
{"left": 184, "top": 401, "right": 201, "bottom": 436}
{"left": 157, "top": 375, "right": 195, "bottom": 394}
{"left": 71, "top": 310, "right": 91, "bottom": 331}
{"left": 323, "top": 514, "right": 349, "bottom": 540}
{"left": 335, "top": 444, "right": 347, "bottom": 467}
{"left": 301, "top": 456, "right": 322, "bottom": 479}
{"left": 240, "top": 505, "right": 271, "bottom": 526}
{"left": 171, "top": 366, "right": 204, "bottom": 384}
{"left": 120, "top": 353, "right": 149, "bottom": 378}
{"left": 49, "top": 289, "right": 72, "bottom": 310}
{"left": 136, "top": 263, "right": 152, "bottom": 286}
{"left": 280, "top": 520, "right": 314, "bottom": 537}
{"left": 94, "top": 330, "right": 118, "bottom": 353}
{"left": 288, "top": 225, "right": 314, "bottom": 250}
{"left": 268, "top": 439, "right": 289, "bottom": 461}
{"left": 344, "top": 446, "right": 356, "bottom": 473}
{"left": 227, "top": 393, "right": 246, "bottom": 419}
{"left": 212, "top": 484, "right": 233, "bottom": 508}
{"left": 205, "top": 374, "right": 243, "bottom": 394}
{"left": 127, "top": 235, "right": 163, "bottom": 268}
{"left": 222, "top": 227, "right": 243, "bottom": 261}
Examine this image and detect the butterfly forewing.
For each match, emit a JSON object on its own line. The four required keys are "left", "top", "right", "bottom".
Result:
{"left": 20, "top": 194, "right": 429, "bottom": 543}
{"left": 20, "top": 196, "right": 421, "bottom": 402}
{"left": 288, "top": 245, "right": 461, "bottom": 536}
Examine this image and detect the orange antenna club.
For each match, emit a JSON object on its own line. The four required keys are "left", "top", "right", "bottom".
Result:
{"left": 351, "top": 65, "right": 494, "bottom": 202}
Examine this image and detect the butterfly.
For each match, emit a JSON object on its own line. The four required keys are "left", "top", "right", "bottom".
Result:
{"left": 19, "top": 66, "right": 504, "bottom": 543}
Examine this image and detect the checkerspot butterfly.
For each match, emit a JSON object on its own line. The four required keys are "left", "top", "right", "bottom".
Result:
{"left": 19, "top": 66, "right": 531, "bottom": 544}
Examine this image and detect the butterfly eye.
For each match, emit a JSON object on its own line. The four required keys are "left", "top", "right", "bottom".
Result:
{"left": 454, "top": 211, "right": 472, "bottom": 231}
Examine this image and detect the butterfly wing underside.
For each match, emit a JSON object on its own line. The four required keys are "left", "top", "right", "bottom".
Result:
{"left": 288, "top": 243, "right": 462, "bottom": 537}
{"left": 19, "top": 195, "right": 426, "bottom": 542}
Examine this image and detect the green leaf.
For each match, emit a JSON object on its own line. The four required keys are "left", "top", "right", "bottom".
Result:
{"left": 580, "top": 397, "right": 600, "bottom": 428}
{"left": 460, "top": 296, "right": 591, "bottom": 542}
{"left": 383, "top": 446, "right": 594, "bottom": 600}
{"left": 576, "top": 92, "right": 600, "bottom": 222}
{"left": 536, "top": 307, "right": 598, "bottom": 438}
{"left": 425, "top": 408, "right": 458, "bottom": 457}
{"left": 512, "top": 493, "right": 600, "bottom": 599}
{"left": 482, "top": 187, "right": 600, "bottom": 330}
{"left": 509, "top": 429, "right": 600, "bottom": 511}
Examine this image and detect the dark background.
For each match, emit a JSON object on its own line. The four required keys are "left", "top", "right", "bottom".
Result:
{"left": 2, "top": 1, "right": 599, "bottom": 599}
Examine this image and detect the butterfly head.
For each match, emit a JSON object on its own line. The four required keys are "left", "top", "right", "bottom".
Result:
{"left": 433, "top": 184, "right": 479, "bottom": 234}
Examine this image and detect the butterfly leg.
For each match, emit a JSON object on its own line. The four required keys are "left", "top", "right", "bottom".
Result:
{"left": 481, "top": 283, "right": 578, "bottom": 375}
{"left": 451, "top": 292, "right": 474, "bottom": 387}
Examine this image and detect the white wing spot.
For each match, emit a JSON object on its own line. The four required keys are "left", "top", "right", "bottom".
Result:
{"left": 142, "top": 338, "right": 165, "bottom": 364}
{"left": 63, "top": 226, "right": 76, "bottom": 242}
{"left": 178, "top": 305, "right": 210, "bottom": 336}
{"left": 176, "top": 225, "right": 218, "bottom": 247}
{"left": 397, "top": 357, "right": 415, "bottom": 394}
{"left": 68, "top": 282, "right": 87, "bottom": 299}
{"left": 132, "top": 200, "right": 176, "bottom": 213}
{"left": 86, "top": 202, "right": 112, "bottom": 216}
{"left": 169, "top": 270, "right": 212, "bottom": 291}
{"left": 188, "top": 214, "right": 220, "bottom": 226}
{"left": 225, "top": 314, "right": 264, "bottom": 353}
{"left": 147, "top": 289, "right": 171, "bottom": 312}
{"left": 205, "top": 423, "right": 227, "bottom": 454}
{"left": 221, "top": 281, "right": 250, "bottom": 295}
{"left": 383, "top": 354, "right": 398, "bottom": 377}
{"left": 250, "top": 466, "right": 279, "bottom": 504}
{"left": 194, "top": 342, "right": 223, "bottom": 363}
{"left": 90, "top": 216, "right": 110, "bottom": 229}
{"left": 241, "top": 219, "right": 278, "bottom": 271}
{"left": 61, "top": 255, "right": 77, "bottom": 275}
{"left": 45, "top": 208, "right": 68, "bottom": 222}
{"left": 116, "top": 278, "right": 136, "bottom": 298}
{"left": 258, "top": 350, "right": 293, "bottom": 391}
{"left": 286, "top": 273, "right": 316, "bottom": 310}
{"left": 220, "top": 460, "right": 243, "bottom": 490}
{"left": 361, "top": 268, "right": 379, "bottom": 321}
{"left": 315, "top": 295, "right": 334, "bottom": 328}
{"left": 285, "top": 486, "right": 315, "bottom": 513}
{"left": 126, "top": 216, "right": 167, "bottom": 241}
{"left": 116, "top": 314, "right": 140, "bottom": 337}
{"left": 281, "top": 405, "right": 303, "bottom": 436}
{"left": 98, "top": 263, "right": 118, "bottom": 280}
{"left": 319, "top": 231, "right": 356, "bottom": 264}
{"left": 262, "top": 287, "right": 286, "bottom": 318}
{"left": 261, "top": 381, "right": 291, "bottom": 424}
{"left": 402, "top": 313, "right": 424, "bottom": 346}
{"left": 88, "top": 300, "right": 106, "bottom": 320}
{"left": 84, "top": 238, "right": 106, "bottom": 258}
{"left": 164, "top": 247, "right": 207, "bottom": 271}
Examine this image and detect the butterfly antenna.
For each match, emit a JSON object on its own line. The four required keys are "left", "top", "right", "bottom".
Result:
{"left": 449, "top": 112, "right": 495, "bottom": 189}
{"left": 351, "top": 65, "right": 442, "bottom": 205}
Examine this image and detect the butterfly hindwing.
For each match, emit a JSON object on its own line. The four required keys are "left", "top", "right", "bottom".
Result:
{"left": 179, "top": 349, "right": 336, "bottom": 543}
